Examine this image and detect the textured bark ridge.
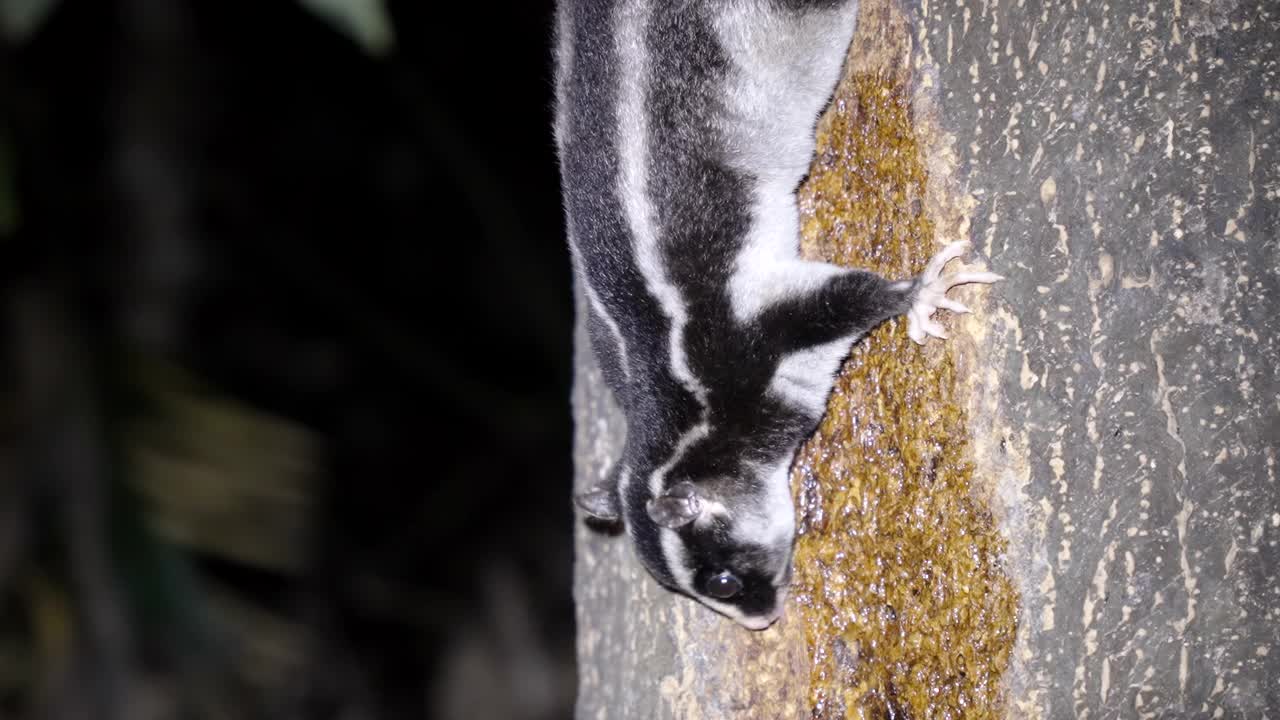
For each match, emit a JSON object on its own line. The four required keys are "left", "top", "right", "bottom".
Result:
{"left": 938, "top": 0, "right": 1280, "bottom": 716}
{"left": 573, "top": 0, "right": 1279, "bottom": 717}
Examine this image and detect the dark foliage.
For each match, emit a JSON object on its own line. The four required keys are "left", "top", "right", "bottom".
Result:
{"left": 0, "top": 1, "right": 574, "bottom": 718}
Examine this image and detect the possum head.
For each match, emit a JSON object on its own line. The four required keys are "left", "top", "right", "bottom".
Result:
{"left": 577, "top": 460, "right": 796, "bottom": 630}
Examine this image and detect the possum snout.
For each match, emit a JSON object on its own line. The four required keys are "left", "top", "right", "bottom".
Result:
{"left": 738, "top": 589, "right": 788, "bottom": 631}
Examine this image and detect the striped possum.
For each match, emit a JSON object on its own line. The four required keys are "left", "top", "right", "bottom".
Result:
{"left": 555, "top": 0, "right": 1000, "bottom": 629}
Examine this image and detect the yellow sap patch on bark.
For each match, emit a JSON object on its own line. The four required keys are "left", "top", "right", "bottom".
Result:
{"left": 791, "top": 74, "right": 1019, "bottom": 719}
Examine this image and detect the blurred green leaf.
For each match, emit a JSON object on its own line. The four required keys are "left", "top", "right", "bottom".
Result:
{"left": 111, "top": 476, "right": 210, "bottom": 652}
{"left": 25, "top": 573, "right": 73, "bottom": 701}
{"left": 297, "top": 0, "right": 394, "bottom": 56}
{"left": 204, "top": 582, "right": 307, "bottom": 698}
{"left": 0, "top": 128, "right": 17, "bottom": 238}
{"left": 128, "top": 358, "right": 319, "bottom": 575}
{"left": 0, "top": 592, "right": 33, "bottom": 711}
{"left": 0, "top": 0, "right": 59, "bottom": 44}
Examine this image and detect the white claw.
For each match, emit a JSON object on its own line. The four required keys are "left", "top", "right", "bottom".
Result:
{"left": 905, "top": 243, "right": 1002, "bottom": 345}
{"left": 907, "top": 308, "right": 927, "bottom": 344}
{"left": 922, "top": 240, "right": 971, "bottom": 280}
{"left": 946, "top": 271, "right": 1005, "bottom": 286}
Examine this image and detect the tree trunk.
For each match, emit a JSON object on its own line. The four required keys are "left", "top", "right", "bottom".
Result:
{"left": 572, "top": 0, "right": 1279, "bottom": 717}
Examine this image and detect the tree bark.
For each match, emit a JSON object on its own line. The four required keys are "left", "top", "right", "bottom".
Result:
{"left": 945, "top": 0, "right": 1280, "bottom": 716}
{"left": 572, "top": 0, "right": 1279, "bottom": 717}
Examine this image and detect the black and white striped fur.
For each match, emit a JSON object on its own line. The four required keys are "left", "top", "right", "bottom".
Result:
{"left": 555, "top": 0, "right": 999, "bottom": 630}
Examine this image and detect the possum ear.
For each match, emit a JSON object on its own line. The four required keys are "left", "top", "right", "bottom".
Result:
{"left": 575, "top": 484, "right": 621, "bottom": 522}
{"left": 647, "top": 482, "right": 702, "bottom": 529}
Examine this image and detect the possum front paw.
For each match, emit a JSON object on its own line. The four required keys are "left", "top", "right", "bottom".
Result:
{"left": 907, "top": 241, "right": 1003, "bottom": 344}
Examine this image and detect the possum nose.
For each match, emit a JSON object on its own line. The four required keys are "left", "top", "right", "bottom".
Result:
{"left": 739, "top": 612, "right": 779, "bottom": 631}
{"left": 739, "top": 592, "right": 787, "bottom": 630}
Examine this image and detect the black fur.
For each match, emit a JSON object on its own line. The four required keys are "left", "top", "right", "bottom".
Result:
{"left": 558, "top": 0, "right": 930, "bottom": 625}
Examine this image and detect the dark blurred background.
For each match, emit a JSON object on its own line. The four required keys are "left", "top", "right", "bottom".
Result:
{"left": 0, "top": 1, "right": 576, "bottom": 718}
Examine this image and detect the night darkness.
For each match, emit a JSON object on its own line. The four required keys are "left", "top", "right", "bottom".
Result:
{"left": 1, "top": 1, "right": 576, "bottom": 718}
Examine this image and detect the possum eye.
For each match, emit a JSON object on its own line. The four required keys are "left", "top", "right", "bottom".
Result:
{"left": 705, "top": 572, "right": 743, "bottom": 599}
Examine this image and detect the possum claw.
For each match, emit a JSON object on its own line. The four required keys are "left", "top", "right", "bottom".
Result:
{"left": 906, "top": 244, "right": 1001, "bottom": 345}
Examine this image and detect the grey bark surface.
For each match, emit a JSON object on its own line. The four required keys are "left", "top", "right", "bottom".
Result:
{"left": 939, "top": 0, "right": 1280, "bottom": 716}
{"left": 572, "top": 1, "right": 1279, "bottom": 717}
